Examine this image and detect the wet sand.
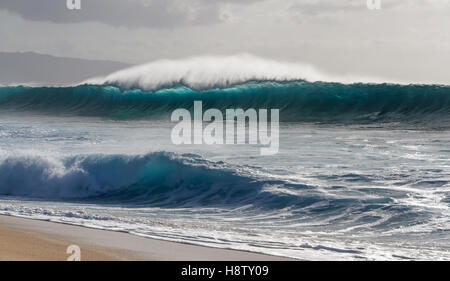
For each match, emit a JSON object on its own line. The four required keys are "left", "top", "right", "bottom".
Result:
{"left": 0, "top": 215, "right": 294, "bottom": 261}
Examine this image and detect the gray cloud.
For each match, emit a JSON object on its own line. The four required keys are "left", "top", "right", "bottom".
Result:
{"left": 289, "top": 0, "right": 363, "bottom": 16}
{"left": 1, "top": 0, "right": 450, "bottom": 84}
{"left": 0, "top": 0, "right": 245, "bottom": 28}
{"left": 288, "top": 0, "right": 407, "bottom": 17}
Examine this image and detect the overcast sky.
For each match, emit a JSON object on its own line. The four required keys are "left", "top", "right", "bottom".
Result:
{"left": 1, "top": 0, "right": 450, "bottom": 84}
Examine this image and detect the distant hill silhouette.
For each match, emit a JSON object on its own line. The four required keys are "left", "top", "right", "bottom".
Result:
{"left": 0, "top": 52, "right": 130, "bottom": 85}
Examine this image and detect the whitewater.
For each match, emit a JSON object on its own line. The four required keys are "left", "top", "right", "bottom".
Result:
{"left": 0, "top": 55, "right": 449, "bottom": 260}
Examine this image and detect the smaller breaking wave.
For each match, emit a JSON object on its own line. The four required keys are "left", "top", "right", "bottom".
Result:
{"left": 0, "top": 152, "right": 319, "bottom": 209}
{"left": 0, "top": 151, "right": 433, "bottom": 236}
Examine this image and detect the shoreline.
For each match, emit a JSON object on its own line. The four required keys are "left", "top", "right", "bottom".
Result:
{"left": 0, "top": 215, "right": 295, "bottom": 261}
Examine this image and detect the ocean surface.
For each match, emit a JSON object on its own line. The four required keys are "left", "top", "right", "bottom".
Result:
{"left": 0, "top": 57, "right": 449, "bottom": 260}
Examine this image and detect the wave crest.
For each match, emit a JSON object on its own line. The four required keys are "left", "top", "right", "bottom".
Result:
{"left": 85, "top": 54, "right": 390, "bottom": 90}
{"left": 0, "top": 152, "right": 282, "bottom": 207}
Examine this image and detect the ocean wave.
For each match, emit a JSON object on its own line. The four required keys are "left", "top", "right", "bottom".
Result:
{"left": 0, "top": 151, "right": 434, "bottom": 238}
{"left": 84, "top": 54, "right": 392, "bottom": 90}
{"left": 0, "top": 81, "right": 449, "bottom": 124}
{"left": 0, "top": 151, "right": 319, "bottom": 209}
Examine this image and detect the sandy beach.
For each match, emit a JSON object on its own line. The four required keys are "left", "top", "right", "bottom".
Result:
{"left": 0, "top": 215, "right": 293, "bottom": 261}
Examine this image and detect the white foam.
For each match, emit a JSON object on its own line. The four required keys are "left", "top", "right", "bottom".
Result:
{"left": 84, "top": 54, "right": 392, "bottom": 91}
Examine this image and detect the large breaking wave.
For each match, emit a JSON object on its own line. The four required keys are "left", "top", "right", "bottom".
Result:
{"left": 0, "top": 82, "right": 449, "bottom": 124}
{"left": 85, "top": 54, "right": 391, "bottom": 90}
{"left": 0, "top": 55, "right": 448, "bottom": 124}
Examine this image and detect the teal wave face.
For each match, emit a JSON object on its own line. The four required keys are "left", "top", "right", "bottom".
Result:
{"left": 0, "top": 82, "right": 449, "bottom": 125}
{"left": 0, "top": 152, "right": 319, "bottom": 209}
{"left": 0, "top": 151, "right": 424, "bottom": 229}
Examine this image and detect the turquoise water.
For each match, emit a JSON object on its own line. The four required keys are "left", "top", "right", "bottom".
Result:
{"left": 1, "top": 82, "right": 449, "bottom": 125}
{"left": 0, "top": 81, "right": 449, "bottom": 260}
